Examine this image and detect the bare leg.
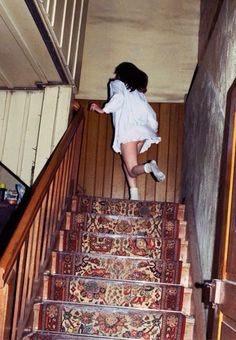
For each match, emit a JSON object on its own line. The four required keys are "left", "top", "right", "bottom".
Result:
{"left": 120, "top": 141, "right": 145, "bottom": 188}
{"left": 122, "top": 161, "right": 137, "bottom": 188}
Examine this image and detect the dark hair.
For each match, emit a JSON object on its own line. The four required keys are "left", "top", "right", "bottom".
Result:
{"left": 114, "top": 62, "right": 148, "bottom": 93}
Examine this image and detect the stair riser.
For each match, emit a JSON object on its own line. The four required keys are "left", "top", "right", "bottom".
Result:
{"left": 34, "top": 303, "right": 186, "bottom": 340}
{"left": 71, "top": 195, "right": 183, "bottom": 220}
{"left": 59, "top": 231, "right": 181, "bottom": 261}
{"left": 24, "top": 333, "right": 122, "bottom": 339}
{"left": 51, "top": 252, "right": 183, "bottom": 284}
{"left": 64, "top": 212, "right": 181, "bottom": 239}
{"left": 43, "top": 275, "right": 184, "bottom": 311}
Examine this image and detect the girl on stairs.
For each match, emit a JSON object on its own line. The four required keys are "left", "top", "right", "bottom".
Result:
{"left": 90, "top": 62, "right": 165, "bottom": 200}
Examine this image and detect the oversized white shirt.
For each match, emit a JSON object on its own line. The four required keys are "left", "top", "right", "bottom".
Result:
{"left": 103, "top": 79, "right": 161, "bottom": 153}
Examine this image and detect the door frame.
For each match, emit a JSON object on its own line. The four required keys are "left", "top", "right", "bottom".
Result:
{"left": 208, "top": 79, "right": 236, "bottom": 339}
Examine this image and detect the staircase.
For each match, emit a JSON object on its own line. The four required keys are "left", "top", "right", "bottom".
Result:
{"left": 24, "top": 194, "right": 195, "bottom": 339}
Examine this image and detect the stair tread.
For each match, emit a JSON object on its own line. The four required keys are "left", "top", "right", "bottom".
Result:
{"left": 51, "top": 251, "right": 183, "bottom": 284}
{"left": 27, "top": 316, "right": 195, "bottom": 339}
{"left": 24, "top": 332, "right": 124, "bottom": 339}
{"left": 34, "top": 302, "right": 186, "bottom": 339}
{"left": 43, "top": 273, "right": 184, "bottom": 311}
{"left": 64, "top": 211, "right": 182, "bottom": 239}
{"left": 58, "top": 230, "right": 181, "bottom": 260}
{"left": 72, "top": 194, "right": 184, "bottom": 220}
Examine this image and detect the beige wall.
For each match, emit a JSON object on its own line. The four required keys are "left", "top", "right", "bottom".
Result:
{"left": 78, "top": 0, "right": 200, "bottom": 103}
{"left": 183, "top": 0, "right": 236, "bottom": 279}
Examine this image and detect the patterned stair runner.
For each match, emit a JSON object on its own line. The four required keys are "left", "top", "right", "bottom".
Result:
{"left": 43, "top": 275, "right": 184, "bottom": 310}
{"left": 51, "top": 252, "right": 183, "bottom": 283}
{"left": 59, "top": 230, "right": 181, "bottom": 260}
{"left": 71, "top": 195, "right": 185, "bottom": 220}
{"left": 25, "top": 195, "right": 191, "bottom": 340}
{"left": 64, "top": 212, "right": 181, "bottom": 238}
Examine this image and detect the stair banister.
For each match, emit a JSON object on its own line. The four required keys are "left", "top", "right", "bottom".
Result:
{"left": 0, "top": 108, "right": 84, "bottom": 340}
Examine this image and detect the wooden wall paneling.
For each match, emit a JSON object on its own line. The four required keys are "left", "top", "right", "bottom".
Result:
{"left": 84, "top": 109, "right": 99, "bottom": 195}
{"left": 111, "top": 153, "right": 126, "bottom": 199}
{"left": 52, "top": 86, "right": 72, "bottom": 150}
{"left": 156, "top": 104, "right": 170, "bottom": 201}
{"left": 94, "top": 102, "right": 107, "bottom": 197}
{"left": 20, "top": 92, "right": 43, "bottom": 185}
{"left": 142, "top": 103, "right": 159, "bottom": 201}
{"left": 0, "top": 91, "right": 8, "bottom": 159}
{"left": 166, "top": 104, "right": 179, "bottom": 202}
{"left": 175, "top": 104, "right": 184, "bottom": 201}
{"left": 76, "top": 101, "right": 184, "bottom": 202}
{"left": 1, "top": 92, "right": 27, "bottom": 172}
{"left": 103, "top": 114, "right": 114, "bottom": 198}
{"left": 145, "top": 144, "right": 158, "bottom": 201}
{"left": 34, "top": 87, "right": 58, "bottom": 179}
{"left": 77, "top": 101, "right": 89, "bottom": 190}
{"left": 137, "top": 150, "right": 148, "bottom": 201}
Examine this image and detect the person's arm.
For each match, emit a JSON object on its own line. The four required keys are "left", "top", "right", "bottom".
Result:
{"left": 103, "top": 80, "right": 124, "bottom": 113}
{"left": 90, "top": 80, "right": 125, "bottom": 114}
{"left": 90, "top": 103, "right": 104, "bottom": 113}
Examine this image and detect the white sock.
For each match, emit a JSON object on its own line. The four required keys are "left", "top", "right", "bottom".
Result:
{"left": 130, "top": 187, "right": 139, "bottom": 200}
{"left": 144, "top": 162, "right": 151, "bottom": 173}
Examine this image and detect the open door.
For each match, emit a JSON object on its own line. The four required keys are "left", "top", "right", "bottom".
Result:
{"left": 209, "top": 81, "right": 236, "bottom": 339}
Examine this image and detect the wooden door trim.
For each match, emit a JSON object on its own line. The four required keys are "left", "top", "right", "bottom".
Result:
{"left": 209, "top": 79, "right": 236, "bottom": 339}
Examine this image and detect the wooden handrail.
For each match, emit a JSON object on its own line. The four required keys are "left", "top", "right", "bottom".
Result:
{"left": 0, "top": 107, "right": 84, "bottom": 340}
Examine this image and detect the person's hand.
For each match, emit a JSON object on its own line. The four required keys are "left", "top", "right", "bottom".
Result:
{"left": 90, "top": 103, "right": 104, "bottom": 113}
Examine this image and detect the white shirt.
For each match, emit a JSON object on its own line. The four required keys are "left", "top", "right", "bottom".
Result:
{"left": 103, "top": 79, "right": 161, "bottom": 153}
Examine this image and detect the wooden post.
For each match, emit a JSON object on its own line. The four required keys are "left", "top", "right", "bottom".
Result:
{"left": 0, "top": 269, "right": 16, "bottom": 340}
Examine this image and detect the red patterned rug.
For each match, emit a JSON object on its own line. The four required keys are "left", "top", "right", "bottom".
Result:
{"left": 52, "top": 252, "right": 182, "bottom": 284}
{"left": 73, "top": 195, "right": 181, "bottom": 220}
{"left": 28, "top": 195, "right": 187, "bottom": 340}
{"left": 64, "top": 212, "right": 180, "bottom": 239}
{"left": 35, "top": 302, "right": 186, "bottom": 339}
{"left": 60, "top": 230, "right": 181, "bottom": 261}
{"left": 45, "top": 274, "right": 184, "bottom": 311}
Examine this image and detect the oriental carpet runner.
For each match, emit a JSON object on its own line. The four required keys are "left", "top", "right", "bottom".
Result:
{"left": 25, "top": 194, "right": 193, "bottom": 340}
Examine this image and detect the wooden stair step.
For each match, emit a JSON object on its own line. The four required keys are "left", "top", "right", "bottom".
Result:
{"left": 180, "top": 262, "right": 191, "bottom": 287}
{"left": 182, "top": 287, "right": 193, "bottom": 315}
{"left": 184, "top": 316, "right": 195, "bottom": 340}
{"left": 178, "top": 220, "right": 187, "bottom": 240}
{"left": 51, "top": 251, "right": 183, "bottom": 284}
{"left": 23, "top": 332, "right": 120, "bottom": 339}
{"left": 57, "top": 230, "right": 181, "bottom": 261}
{"left": 25, "top": 317, "right": 194, "bottom": 340}
{"left": 42, "top": 274, "right": 185, "bottom": 311}
{"left": 63, "top": 211, "right": 184, "bottom": 239}
{"left": 180, "top": 240, "right": 189, "bottom": 263}
{"left": 33, "top": 302, "right": 186, "bottom": 339}
{"left": 71, "top": 195, "right": 185, "bottom": 220}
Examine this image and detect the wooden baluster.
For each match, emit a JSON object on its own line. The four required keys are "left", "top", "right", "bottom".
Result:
{"left": 40, "top": 196, "right": 49, "bottom": 267}
{"left": 0, "top": 109, "right": 84, "bottom": 338}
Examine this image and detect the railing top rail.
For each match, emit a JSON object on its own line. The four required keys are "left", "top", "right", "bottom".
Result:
{"left": 0, "top": 108, "right": 84, "bottom": 288}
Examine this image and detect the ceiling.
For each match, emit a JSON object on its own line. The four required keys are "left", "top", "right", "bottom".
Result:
{"left": 0, "top": 0, "right": 200, "bottom": 103}
{"left": 0, "top": 1, "right": 60, "bottom": 88}
{"left": 78, "top": 0, "right": 200, "bottom": 102}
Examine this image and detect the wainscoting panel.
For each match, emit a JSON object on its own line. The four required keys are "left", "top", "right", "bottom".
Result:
{"left": 77, "top": 100, "right": 184, "bottom": 202}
